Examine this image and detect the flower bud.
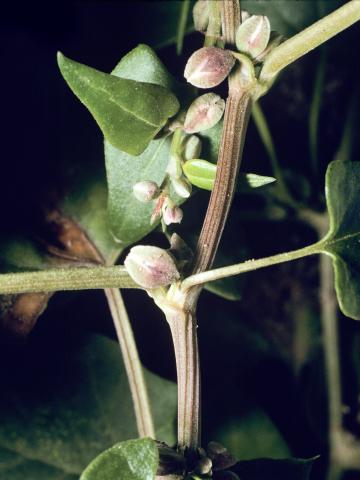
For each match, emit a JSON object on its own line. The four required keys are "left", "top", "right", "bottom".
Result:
{"left": 184, "top": 93, "right": 225, "bottom": 134}
{"left": 124, "top": 245, "right": 180, "bottom": 289}
{"left": 235, "top": 15, "right": 271, "bottom": 59}
{"left": 193, "top": 0, "right": 210, "bottom": 32}
{"left": 163, "top": 203, "right": 183, "bottom": 226}
{"left": 133, "top": 181, "right": 160, "bottom": 203}
{"left": 195, "top": 457, "right": 212, "bottom": 476}
{"left": 171, "top": 177, "right": 192, "bottom": 198}
{"left": 184, "top": 135, "right": 202, "bottom": 161}
{"left": 184, "top": 47, "right": 235, "bottom": 89}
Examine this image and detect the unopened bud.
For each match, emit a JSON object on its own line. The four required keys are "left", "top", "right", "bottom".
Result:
{"left": 171, "top": 177, "right": 192, "bottom": 198}
{"left": 184, "top": 135, "right": 202, "bottom": 161}
{"left": 235, "top": 15, "right": 271, "bottom": 59}
{"left": 184, "top": 93, "right": 225, "bottom": 134}
{"left": 193, "top": 0, "right": 210, "bottom": 32}
{"left": 163, "top": 204, "right": 183, "bottom": 226}
{"left": 124, "top": 245, "right": 180, "bottom": 289}
{"left": 195, "top": 457, "right": 212, "bottom": 475}
{"left": 133, "top": 181, "right": 160, "bottom": 203}
{"left": 184, "top": 47, "right": 235, "bottom": 88}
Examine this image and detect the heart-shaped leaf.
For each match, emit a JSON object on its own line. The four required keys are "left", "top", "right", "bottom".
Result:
{"left": 321, "top": 161, "right": 360, "bottom": 319}
{"left": 0, "top": 335, "right": 176, "bottom": 479}
{"left": 57, "top": 52, "right": 179, "bottom": 156}
{"left": 183, "top": 159, "right": 275, "bottom": 192}
{"left": 80, "top": 438, "right": 158, "bottom": 480}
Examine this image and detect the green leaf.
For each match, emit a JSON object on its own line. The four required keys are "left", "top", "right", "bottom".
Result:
{"left": 214, "top": 408, "right": 290, "bottom": 460}
{"left": 183, "top": 159, "right": 275, "bottom": 192}
{"left": 242, "top": 0, "right": 342, "bottom": 36}
{"left": 321, "top": 161, "right": 360, "bottom": 319}
{"left": 105, "top": 45, "right": 184, "bottom": 245}
{"left": 57, "top": 52, "right": 179, "bottom": 156}
{"left": 80, "top": 438, "right": 158, "bottom": 480}
{"left": 105, "top": 137, "right": 172, "bottom": 245}
{"left": 232, "top": 456, "right": 317, "bottom": 480}
{"left": 0, "top": 335, "right": 176, "bottom": 478}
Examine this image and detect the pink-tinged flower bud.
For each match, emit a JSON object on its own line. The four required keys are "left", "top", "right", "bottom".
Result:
{"left": 171, "top": 177, "right": 192, "bottom": 198}
{"left": 133, "top": 181, "right": 159, "bottom": 203}
{"left": 124, "top": 245, "right": 180, "bottom": 289}
{"left": 184, "top": 47, "right": 235, "bottom": 88}
{"left": 235, "top": 15, "right": 271, "bottom": 59}
{"left": 184, "top": 135, "right": 202, "bottom": 161}
{"left": 193, "top": 0, "right": 210, "bottom": 32}
{"left": 163, "top": 204, "right": 183, "bottom": 226}
{"left": 184, "top": 93, "right": 225, "bottom": 134}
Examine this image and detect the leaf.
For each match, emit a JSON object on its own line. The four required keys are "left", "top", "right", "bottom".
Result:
{"left": 80, "top": 438, "right": 158, "bottom": 480}
{"left": 105, "top": 45, "right": 182, "bottom": 245}
{"left": 0, "top": 335, "right": 177, "bottom": 478}
{"left": 183, "top": 159, "right": 275, "bottom": 192}
{"left": 321, "top": 161, "right": 360, "bottom": 319}
{"left": 231, "top": 456, "right": 317, "bottom": 480}
{"left": 214, "top": 408, "right": 290, "bottom": 460}
{"left": 242, "top": 0, "right": 342, "bottom": 36}
{"left": 105, "top": 137, "right": 172, "bottom": 245}
{"left": 57, "top": 52, "right": 179, "bottom": 156}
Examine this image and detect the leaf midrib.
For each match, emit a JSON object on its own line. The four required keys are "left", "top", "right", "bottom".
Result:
{"left": 322, "top": 230, "right": 360, "bottom": 250}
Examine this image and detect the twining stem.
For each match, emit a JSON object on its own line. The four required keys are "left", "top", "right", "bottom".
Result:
{"left": 0, "top": 265, "right": 138, "bottom": 294}
{"left": 105, "top": 288, "right": 155, "bottom": 438}
{"left": 260, "top": 0, "right": 360, "bottom": 85}
{"left": 183, "top": 241, "right": 323, "bottom": 291}
{"left": 176, "top": 0, "right": 191, "bottom": 55}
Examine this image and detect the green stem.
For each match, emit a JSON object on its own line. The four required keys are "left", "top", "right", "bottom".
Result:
{"left": 260, "top": 1, "right": 360, "bottom": 85}
{"left": 252, "top": 101, "right": 297, "bottom": 207}
{"left": 204, "top": 0, "right": 222, "bottom": 47}
{"left": 182, "top": 241, "right": 323, "bottom": 291}
{"left": 0, "top": 266, "right": 139, "bottom": 294}
{"left": 176, "top": 0, "right": 191, "bottom": 55}
{"left": 105, "top": 288, "right": 155, "bottom": 439}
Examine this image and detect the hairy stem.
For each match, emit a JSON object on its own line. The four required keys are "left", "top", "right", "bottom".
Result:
{"left": 0, "top": 265, "right": 139, "bottom": 294}
{"left": 105, "top": 288, "right": 155, "bottom": 438}
{"left": 260, "top": 1, "right": 360, "bottom": 85}
{"left": 183, "top": 241, "right": 323, "bottom": 291}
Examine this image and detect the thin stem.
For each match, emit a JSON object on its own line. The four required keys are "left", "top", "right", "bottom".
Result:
{"left": 260, "top": 1, "right": 360, "bottom": 84}
{"left": 176, "top": 0, "right": 191, "bottom": 55}
{"left": 105, "top": 288, "right": 155, "bottom": 438}
{"left": 183, "top": 241, "right": 323, "bottom": 291}
{"left": 309, "top": 49, "right": 327, "bottom": 173}
{"left": 204, "top": 0, "right": 222, "bottom": 48}
{"left": 252, "top": 101, "right": 297, "bottom": 207}
{"left": 0, "top": 265, "right": 139, "bottom": 294}
{"left": 333, "top": 89, "right": 359, "bottom": 163}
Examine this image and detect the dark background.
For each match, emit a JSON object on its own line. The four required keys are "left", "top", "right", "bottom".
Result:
{"left": 1, "top": 2, "right": 360, "bottom": 479}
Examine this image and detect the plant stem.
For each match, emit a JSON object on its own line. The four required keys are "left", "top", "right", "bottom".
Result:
{"left": 176, "top": 0, "right": 191, "bottom": 55}
{"left": 204, "top": 0, "right": 222, "bottom": 47}
{"left": 221, "top": 0, "right": 241, "bottom": 46}
{"left": 105, "top": 288, "right": 155, "bottom": 438}
{"left": 260, "top": 1, "right": 360, "bottom": 85}
{"left": 0, "top": 265, "right": 139, "bottom": 294}
{"left": 182, "top": 241, "right": 323, "bottom": 291}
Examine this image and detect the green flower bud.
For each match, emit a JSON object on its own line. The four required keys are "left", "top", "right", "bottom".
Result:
{"left": 133, "top": 181, "right": 159, "bottom": 202}
{"left": 193, "top": 0, "right": 210, "bottom": 32}
{"left": 235, "top": 15, "right": 271, "bottom": 59}
{"left": 124, "top": 245, "right": 180, "bottom": 289}
{"left": 184, "top": 135, "right": 202, "bottom": 161}
{"left": 184, "top": 93, "right": 225, "bottom": 134}
{"left": 184, "top": 47, "right": 235, "bottom": 88}
{"left": 171, "top": 177, "right": 192, "bottom": 198}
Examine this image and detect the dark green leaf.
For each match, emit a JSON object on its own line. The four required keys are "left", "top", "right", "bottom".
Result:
{"left": 242, "top": 0, "right": 342, "bottom": 36}
{"left": 183, "top": 159, "right": 275, "bottom": 192}
{"left": 57, "top": 52, "right": 179, "bottom": 156}
{"left": 232, "top": 456, "right": 317, "bottom": 480}
{"left": 0, "top": 335, "right": 176, "bottom": 478}
{"left": 321, "top": 161, "right": 360, "bottom": 319}
{"left": 80, "top": 438, "right": 158, "bottom": 480}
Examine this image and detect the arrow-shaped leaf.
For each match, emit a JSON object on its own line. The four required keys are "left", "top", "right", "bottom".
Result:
{"left": 57, "top": 52, "right": 179, "bottom": 156}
